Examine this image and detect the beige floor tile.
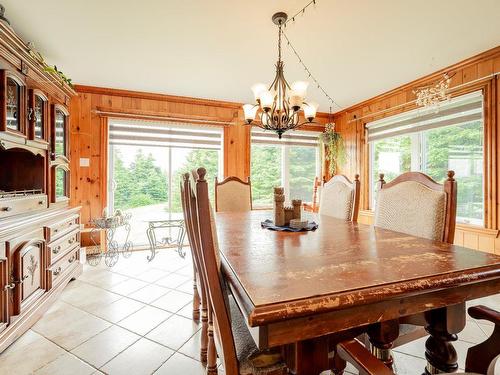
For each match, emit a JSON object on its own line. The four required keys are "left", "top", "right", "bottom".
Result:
{"left": 0, "top": 330, "right": 66, "bottom": 375}
{"left": 176, "top": 301, "right": 197, "bottom": 320}
{"left": 178, "top": 330, "right": 202, "bottom": 360}
{"left": 100, "top": 338, "right": 174, "bottom": 375}
{"left": 392, "top": 351, "right": 428, "bottom": 374}
{"left": 156, "top": 273, "right": 191, "bottom": 289}
{"left": 60, "top": 282, "right": 122, "bottom": 312}
{"left": 175, "top": 265, "right": 195, "bottom": 277}
{"left": 117, "top": 305, "right": 171, "bottom": 335}
{"left": 176, "top": 280, "right": 195, "bottom": 295}
{"left": 89, "top": 296, "right": 145, "bottom": 323}
{"left": 34, "top": 352, "right": 96, "bottom": 375}
{"left": 72, "top": 325, "right": 140, "bottom": 368}
{"left": 154, "top": 352, "right": 205, "bottom": 375}
{"left": 146, "top": 314, "right": 200, "bottom": 350}
{"left": 83, "top": 271, "right": 130, "bottom": 289}
{"left": 106, "top": 278, "right": 149, "bottom": 296}
{"left": 33, "top": 301, "right": 111, "bottom": 350}
{"left": 128, "top": 284, "right": 170, "bottom": 304}
{"left": 151, "top": 290, "right": 193, "bottom": 313}
{"left": 458, "top": 319, "right": 489, "bottom": 344}
{"left": 134, "top": 268, "right": 171, "bottom": 283}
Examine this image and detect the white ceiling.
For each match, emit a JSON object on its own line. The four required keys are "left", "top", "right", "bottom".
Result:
{"left": 3, "top": 0, "right": 500, "bottom": 111}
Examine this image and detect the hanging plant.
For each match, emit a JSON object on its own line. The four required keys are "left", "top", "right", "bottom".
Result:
{"left": 319, "top": 122, "right": 346, "bottom": 176}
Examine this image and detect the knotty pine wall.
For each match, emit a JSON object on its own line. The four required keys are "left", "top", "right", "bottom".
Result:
{"left": 69, "top": 86, "right": 327, "bottom": 225}
{"left": 332, "top": 46, "right": 500, "bottom": 254}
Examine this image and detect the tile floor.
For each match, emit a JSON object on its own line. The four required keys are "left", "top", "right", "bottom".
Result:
{"left": 0, "top": 249, "right": 498, "bottom": 375}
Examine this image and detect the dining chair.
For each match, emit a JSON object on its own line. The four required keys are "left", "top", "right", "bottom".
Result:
{"left": 336, "top": 305, "right": 500, "bottom": 375}
{"left": 367, "top": 170, "right": 457, "bottom": 365}
{"left": 190, "top": 167, "right": 287, "bottom": 375}
{"left": 303, "top": 176, "right": 323, "bottom": 213}
{"left": 215, "top": 176, "right": 252, "bottom": 212}
{"left": 318, "top": 174, "right": 360, "bottom": 221}
{"left": 180, "top": 173, "right": 209, "bottom": 365}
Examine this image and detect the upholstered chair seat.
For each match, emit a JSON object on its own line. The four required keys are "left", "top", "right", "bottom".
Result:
{"left": 215, "top": 176, "right": 252, "bottom": 212}
{"left": 319, "top": 174, "right": 360, "bottom": 221}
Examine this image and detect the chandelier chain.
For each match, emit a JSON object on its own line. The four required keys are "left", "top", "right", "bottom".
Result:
{"left": 282, "top": 31, "right": 342, "bottom": 111}
{"left": 284, "top": 0, "right": 317, "bottom": 25}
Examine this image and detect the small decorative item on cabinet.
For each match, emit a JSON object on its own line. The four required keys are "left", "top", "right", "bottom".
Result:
{"left": 0, "top": 70, "right": 26, "bottom": 136}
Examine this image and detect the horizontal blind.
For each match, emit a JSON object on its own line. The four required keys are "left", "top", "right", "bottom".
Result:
{"left": 366, "top": 91, "right": 483, "bottom": 143}
{"left": 251, "top": 129, "right": 320, "bottom": 147}
{"left": 109, "top": 119, "right": 222, "bottom": 150}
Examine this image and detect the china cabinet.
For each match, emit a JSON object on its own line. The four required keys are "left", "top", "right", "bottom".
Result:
{"left": 0, "top": 13, "right": 81, "bottom": 353}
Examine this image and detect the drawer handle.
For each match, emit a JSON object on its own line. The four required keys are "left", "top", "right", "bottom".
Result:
{"left": 53, "top": 246, "right": 61, "bottom": 254}
{"left": 1, "top": 207, "right": 12, "bottom": 212}
{"left": 38, "top": 200, "right": 44, "bottom": 205}
{"left": 53, "top": 267, "right": 62, "bottom": 276}
{"left": 68, "top": 256, "right": 76, "bottom": 263}
{"left": 68, "top": 238, "right": 75, "bottom": 244}
{"left": 4, "top": 283, "right": 15, "bottom": 290}
{"left": 53, "top": 228, "right": 59, "bottom": 233}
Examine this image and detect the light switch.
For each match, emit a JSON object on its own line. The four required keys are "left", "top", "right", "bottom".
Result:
{"left": 80, "top": 158, "right": 90, "bottom": 167}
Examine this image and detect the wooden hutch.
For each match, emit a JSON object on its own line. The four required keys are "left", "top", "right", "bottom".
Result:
{"left": 0, "top": 17, "right": 82, "bottom": 352}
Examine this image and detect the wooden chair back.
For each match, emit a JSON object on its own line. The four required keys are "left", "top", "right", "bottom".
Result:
{"left": 189, "top": 168, "right": 239, "bottom": 375}
{"left": 303, "top": 176, "right": 323, "bottom": 213}
{"left": 375, "top": 171, "right": 457, "bottom": 243}
{"left": 319, "top": 174, "right": 361, "bottom": 222}
{"left": 180, "top": 172, "right": 208, "bottom": 362}
{"left": 215, "top": 176, "right": 252, "bottom": 212}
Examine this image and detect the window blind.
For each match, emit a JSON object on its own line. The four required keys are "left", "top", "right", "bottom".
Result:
{"left": 251, "top": 129, "right": 320, "bottom": 147}
{"left": 109, "top": 119, "right": 222, "bottom": 150}
{"left": 366, "top": 91, "right": 483, "bottom": 143}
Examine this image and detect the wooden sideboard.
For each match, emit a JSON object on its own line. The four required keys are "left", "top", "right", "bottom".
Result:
{"left": 0, "top": 15, "right": 81, "bottom": 352}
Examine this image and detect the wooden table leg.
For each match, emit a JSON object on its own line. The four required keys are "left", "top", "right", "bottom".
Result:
{"left": 424, "top": 303, "right": 466, "bottom": 374}
{"left": 367, "top": 319, "right": 399, "bottom": 369}
{"left": 284, "top": 336, "right": 330, "bottom": 375}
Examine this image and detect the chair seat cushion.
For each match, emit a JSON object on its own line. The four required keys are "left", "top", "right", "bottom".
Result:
{"left": 228, "top": 296, "right": 286, "bottom": 374}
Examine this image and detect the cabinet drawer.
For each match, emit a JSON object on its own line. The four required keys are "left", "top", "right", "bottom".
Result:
{"left": 0, "top": 195, "right": 47, "bottom": 219}
{"left": 48, "top": 229, "right": 79, "bottom": 265}
{"left": 49, "top": 245, "right": 79, "bottom": 287}
{"left": 46, "top": 214, "right": 79, "bottom": 242}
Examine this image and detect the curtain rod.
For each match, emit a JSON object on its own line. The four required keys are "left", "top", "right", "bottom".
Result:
{"left": 347, "top": 72, "right": 499, "bottom": 124}
{"left": 93, "top": 109, "right": 236, "bottom": 126}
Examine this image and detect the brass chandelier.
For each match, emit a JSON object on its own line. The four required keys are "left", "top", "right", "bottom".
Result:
{"left": 243, "top": 12, "right": 318, "bottom": 139}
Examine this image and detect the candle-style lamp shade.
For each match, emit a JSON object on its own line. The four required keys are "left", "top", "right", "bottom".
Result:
{"left": 291, "top": 81, "right": 309, "bottom": 98}
{"left": 260, "top": 90, "right": 274, "bottom": 111}
{"left": 243, "top": 104, "right": 258, "bottom": 123}
{"left": 303, "top": 102, "right": 319, "bottom": 122}
{"left": 251, "top": 83, "right": 267, "bottom": 101}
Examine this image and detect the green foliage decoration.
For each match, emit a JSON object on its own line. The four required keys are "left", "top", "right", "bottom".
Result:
{"left": 319, "top": 123, "right": 346, "bottom": 175}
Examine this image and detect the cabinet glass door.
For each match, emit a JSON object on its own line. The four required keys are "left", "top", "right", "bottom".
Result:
{"left": 54, "top": 108, "right": 66, "bottom": 156}
{"left": 6, "top": 77, "right": 20, "bottom": 132}
{"left": 34, "top": 94, "right": 45, "bottom": 140}
{"left": 55, "top": 167, "right": 68, "bottom": 200}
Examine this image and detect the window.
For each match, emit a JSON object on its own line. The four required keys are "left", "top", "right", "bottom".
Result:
{"left": 251, "top": 129, "right": 321, "bottom": 207}
{"left": 368, "top": 91, "right": 484, "bottom": 225}
{"left": 108, "top": 120, "right": 222, "bottom": 246}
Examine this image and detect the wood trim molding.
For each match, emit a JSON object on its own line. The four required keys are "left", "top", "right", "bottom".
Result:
{"left": 335, "top": 45, "right": 500, "bottom": 116}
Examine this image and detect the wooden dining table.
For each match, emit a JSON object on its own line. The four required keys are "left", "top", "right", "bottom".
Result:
{"left": 215, "top": 210, "right": 500, "bottom": 375}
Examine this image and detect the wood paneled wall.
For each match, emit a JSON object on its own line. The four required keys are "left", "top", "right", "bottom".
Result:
{"left": 333, "top": 46, "right": 500, "bottom": 254}
{"left": 69, "top": 86, "right": 327, "bottom": 225}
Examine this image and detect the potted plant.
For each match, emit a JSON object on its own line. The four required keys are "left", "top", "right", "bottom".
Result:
{"left": 319, "top": 122, "right": 346, "bottom": 176}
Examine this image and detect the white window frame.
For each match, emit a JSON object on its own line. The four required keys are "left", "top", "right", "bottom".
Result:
{"left": 368, "top": 92, "right": 485, "bottom": 226}
{"left": 251, "top": 130, "right": 321, "bottom": 207}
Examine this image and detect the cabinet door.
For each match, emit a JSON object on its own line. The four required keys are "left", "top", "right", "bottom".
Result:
{"left": 51, "top": 104, "right": 69, "bottom": 160}
{"left": 8, "top": 239, "right": 46, "bottom": 316}
{"left": 0, "top": 70, "right": 26, "bottom": 136}
{"left": 28, "top": 89, "right": 48, "bottom": 142}
{"left": 0, "top": 257, "right": 7, "bottom": 333}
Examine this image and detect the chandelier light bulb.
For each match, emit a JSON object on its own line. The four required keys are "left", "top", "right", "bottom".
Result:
{"left": 251, "top": 83, "right": 267, "bottom": 101}
{"left": 291, "top": 81, "right": 309, "bottom": 98}
{"left": 242, "top": 104, "right": 258, "bottom": 124}
{"left": 260, "top": 90, "right": 274, "bottom": 111}
{"left": 303, "top": 102, "right": 318, "bottom": 122}
{"left": 289, "top": 90, "right": 303, "bottom": 111}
